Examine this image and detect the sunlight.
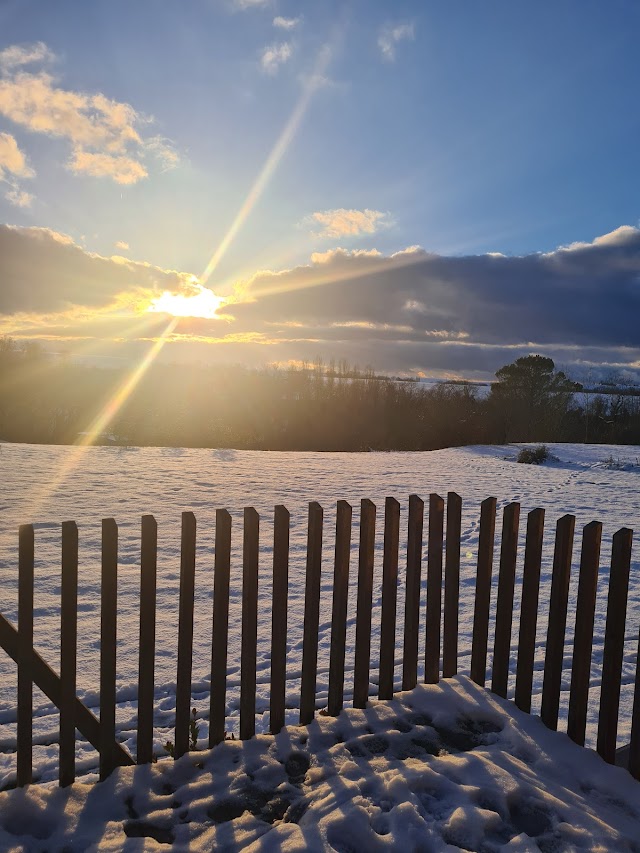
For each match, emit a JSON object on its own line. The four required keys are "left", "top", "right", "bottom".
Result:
{"left": 149, "top": 287, "right": 226, "bottom": 319}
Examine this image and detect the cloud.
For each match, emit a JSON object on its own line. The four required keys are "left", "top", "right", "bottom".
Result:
{"left": 260, "top": 42, "right": 293, "bottom": 75}
{"left": 115, "top": 240, "right": 130, "bottom": 251}
{"left": 4, "top": 187, "right": 34, "bottom": 208}
{"left": 234, "top": 0, "right": 269, "bottom": 8}
{"left": 0, "top": 42, "right": 54, "bottom": 72}
{"left": 0, "top": 131, "right": 34, "bottom": 179}
{"left": 307, "top": 208, "right": 392, "bottom": 239}
{"left": 0, "top": 44, "right": 178, "bottom": 185}
{"left": 273, "top": 16, "right": 300, "bottom": 30}
{"left": 378, "top": 23, "right": 415, "bottom": 61}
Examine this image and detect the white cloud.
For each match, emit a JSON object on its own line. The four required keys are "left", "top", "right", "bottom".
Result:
{"left": 378, "top": 23, "right": 415, "bottom": 61}
{"left": 260, "top": 42, "right": 293, "bottom": 75}
{"left": 115, "top": 240, "right": 130, "bottom": 251}
{"left": 273, "top": 16, "right": 300, "bottom": 30}
{"left": 234, "top": 0, "right": 269, "bottom": 8}
{"left": 4, "top": 187, "right": 34, "bottom": 208}
{"left": 307, "top": 208, "right": 392, "bottom": 239}
{"left": 0, "top": 131, "right": 34, "bottom": 179}
{"left": 0, "top": 44, "right": 178, "bottom": 185}
{"left": 0, "top": 41, "right": 54, "bottom": 72}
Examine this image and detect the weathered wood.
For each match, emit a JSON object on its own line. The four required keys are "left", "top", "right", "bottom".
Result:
{"left": 628, "top": 627, "right": 640, "bottom": 780}
{"left": 174, "top": 512, "right": 196, "bottom": 758}
{"left": 597, "top": 527, "right": 633, "bottom": 763}
{"left": 0, "top": 611, "right": 133, "bottom": 766}
{"left": 402, "top": 494, "right": 424, "bottom": 691}
{"left": 300, "top": 502, "right": 323, "bottom": 725}
{"left": 60, "top": 521, "right": 78, "bottom": 786}
{"left": 567, "top": 521, "right": 602, "bottom": 746}
{"left": 425, "top": 494, "right": 445, "bottom": 684}
{"left": 491, "top": 503, "right": 520, "bottom": 697}
{"left": 240, "top": 508, "right": 259, "bottom": 741}
{"left": 379, "top": 498, "right": 400, "bottom": 699}
{"left": 209, "top": 509, "right": 231, "bottom": 748}
{"left": 137, "top": 515, "right": 157, "bottom": 765}
{"left": 354, "top": 499, "right": 376, "bottom": 708}
{"left": 443, "top": 492, "right": 462, "bottom": 678}
{"left": 514, "top": 508, "right": 545, "bottom": 712}
{"left": 270, "top": 505, "right": 290, "bottom": 734}
{"left": 541, "top": 514, "right": 575, "bottom": 731}
{"left": 17, "top": 524, "right": 34, "bottom": 787}
{"left": 100, "top": 518, "right": 118, "bottom": 781}
{"left": 328, "top": 501, "right": 352, "bottom": 715}
{"left": 470, "top": 498, "right": 497, "bottom": 686}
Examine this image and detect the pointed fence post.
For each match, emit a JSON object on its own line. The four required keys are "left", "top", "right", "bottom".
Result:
{"left": 174, "top": 512, "right": 196, "bottom": 758}
{"left": 209, "top": 510, "right": 231, "bottom": 748}
{"left": 137, "top": 515, "right": 157, "bottom": 766}
{"left": 402, "top": 494, "right": 424, "bottom": 691}
{"left": 491, "top": 502, "right": 520, "bottom": 698}
{"left": 99, "top": 518, "right": 118, "bottom": 781}
{"left": 470, "top": 498, "right": 497, "bottom": 686}
{"left": 17, "top": 524, "right": 34, "bottom": 787}
{"left": 270, "top": 505, "right": 290, "bottom": 735}
{"left": 541, "top": 514, "right": 575, "bottom": 731}
{"left": 379, "top": 497, "right": 400, "bottom": 700}
{"left": 597, "top": 528, "right": 633, "bottom": 763}
{"left": 60, "top": 521, "right": 78, "bottom": 786}
{"left": 425, "top": 494, "right": 444, "bottom": 684}
{"left": 567, "top": 521, "right": 601, "bottom": 746}
{"left": 354, "top": 499, "right": 376, "bottom": 708}
{"left": 240, "top": 508, "right": 259, "bottom": 741}
{"left": 515, "top": 508, "right": 545, "bottom": 712}
{"left": 443, "top": 493, "right": 462, "bottom": 679}
{"left": 300, "top": 502, "right": 323, "bottom": 725}
{"left": 328, "top": 501, "right": 352, "bottom": 716}
{"left": 628, "top": 627, "right": 640, "bottom": 780}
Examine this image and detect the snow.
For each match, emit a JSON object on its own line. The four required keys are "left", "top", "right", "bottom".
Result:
{"left": 1, "top": 677, "right": 640, "bottom": 851}
{"left": 0, "top": 441, "right": 639, "bottom": 838}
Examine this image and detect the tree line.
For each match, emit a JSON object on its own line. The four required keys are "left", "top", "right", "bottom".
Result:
{"left": 1, "top": 338, "right": 639, "bottom": 450}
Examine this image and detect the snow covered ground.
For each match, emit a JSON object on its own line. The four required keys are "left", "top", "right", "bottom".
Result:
{"left": 1, "top": 677, "right": 640, "bottom": 852}
{"left": 0, "top": 442, "right": 639, "bottom": 793}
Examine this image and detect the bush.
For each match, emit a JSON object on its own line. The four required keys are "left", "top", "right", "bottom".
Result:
{"left": 517, "top": 445, "right": 549, "bottom": 465}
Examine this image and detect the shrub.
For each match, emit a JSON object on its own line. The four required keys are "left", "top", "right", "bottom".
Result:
{"left": 517, "top": 445, "right": 549, "bottom": 465}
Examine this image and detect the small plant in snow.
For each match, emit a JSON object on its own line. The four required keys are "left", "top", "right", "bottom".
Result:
{"left": 165, "top": 707, "right": 200, "bottom": 758}
{"left": 517, "top": 445, "right": 550, "bottom": 465}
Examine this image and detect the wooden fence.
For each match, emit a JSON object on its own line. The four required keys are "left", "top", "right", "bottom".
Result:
{"left": 1, "top": 493, "right": 639, "bottom": 789}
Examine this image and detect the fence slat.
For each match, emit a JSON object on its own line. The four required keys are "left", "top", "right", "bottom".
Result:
{"left": 470, "top": 498, "right": 497, "bottom": 686}
{"left": 443, "top": 492, "right": 462, "bottom": 678}
{"left": 270, "top": 505, "right": 290, "bottom": 735}
{"left": 300, "top": 502, "right": 323, "bottom": 725}
{"left": 17, "top": 524, "right": 34, "bottom": 787}
{"left": 541, "top": 514, "right": 575, "bottom": 731}
{"left": 379, "top": 498, "right": 400, "bottom": 700}
{"left": 209, "top": 509, "right": 231, "bottom": 748}
{"left": 60, "top": 521, "right": 78, "bottom": 786}
{"left": 491, "top": 502, "right": 521, "bottom": 697}
{"left": 425, "top": 494, "right": 445, "bottom": 684}
{"left": 328, "top": 501, "right": 352, "bottom": 715}
{"left": 99, "top": 518, "right": 118, "bottom": 781}
{"left": 628, "top": 628, "right": 640, "bottom": 780}
{"left": 240, "top": 508, "right": 259, "bottom": 740}
{"left": 174, "top": 512, "right": 196, "bottom": 758}
{"left": 515, "top": 508, "right": 545, "bottom": 712}
{"left": 137, "top": 515, "right": 157, "bottom": 766}
{"left": 567, "top": 521, "right": 602, "bottom": 746}
{"left": 402, "top": 494, "right": 424, "bottom": 691}
{"left": 597, "top": 527, "right": 633, "bottom": 763}
{"left": 354, "top": 500, "right": 376, "bottom": 708}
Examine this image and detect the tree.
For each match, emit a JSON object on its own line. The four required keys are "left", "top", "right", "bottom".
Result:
{"left": 489, "top": 355, "right": 581, "bottom": 442}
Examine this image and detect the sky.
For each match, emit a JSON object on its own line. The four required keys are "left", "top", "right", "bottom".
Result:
{"left": 0, "top": 0, "right": 639, "bottom": 380}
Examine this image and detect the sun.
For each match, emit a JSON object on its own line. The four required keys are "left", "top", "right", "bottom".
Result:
{"left": 148, "top": 285, "right": 226, "bottom": 319}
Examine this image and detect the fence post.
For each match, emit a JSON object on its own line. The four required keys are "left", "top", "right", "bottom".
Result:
{"left": 328, "top": 501, "right": 352, "bottom": 716}
{"left": 402, "top": 494, "right": 424, "bottom": 691}
{"left": 137, "top": 515, "right": 157, "bottom": 766}
{"left": 470, "top": 498, "right": 497, "bottom": 686}
{"left": 491, "top": 502, "right": 520, "bottom": 698}
{"left": 174, "top": 512, "right": 196, "bottom": 758}
{"left": 425, "top": 494, "right": 445, "bottom": 684}
{"left": 628, "top": 628, "right": 640, "bottom": 780}
{"left": 541, "top": 514, "right": 575, "bottom": 731}
{"left": 567, "top": 521, "right": 601, "bottom": 746}
{"left": 240, "top": 508, "right": 259, "bottom": 741}
{"left": 354, "top": 499, "right": 376, "bottom": 708}
{"left": 515, "top": 508, "right": 545, "bottom": 712}
{"left": 17, "top": 524, "right": 34, "bottom": 787}
{"left": 100, "top": 518, "right": 118, "bottom": 781}
{"left": 379, "top": 497, "right": 400, "bottom": 699}
{"left": 597, "top": 527, "right": 633, "bottom": 763}
{"left": 60, "top": 521, "right": 78, "bottom": 786}
{"left": 270, "top": 505, "right": 290, "bottom": 735}
{"left": 209, "top": 509, "right": 231, "bottom": 748}
{"left": 300, "top": 502, "right": 323, "bottom": 725}
{"left": 443, "top": 492, "right": 462, "bottom": 679}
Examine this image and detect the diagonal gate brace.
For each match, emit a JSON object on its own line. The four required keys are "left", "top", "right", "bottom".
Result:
{"left": 0, "top": 612, "right": 134, "bottom": 768}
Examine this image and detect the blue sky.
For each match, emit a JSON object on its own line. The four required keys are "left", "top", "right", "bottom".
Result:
{"left": 0, "top": 0, "right": 639, "bottom": 378}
